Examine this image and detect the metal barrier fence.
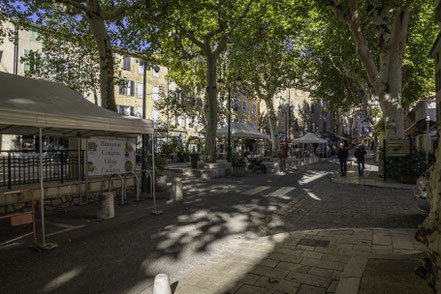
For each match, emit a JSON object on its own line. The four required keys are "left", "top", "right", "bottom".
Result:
{"left": 0, "top": 150, "right": 84, "bottom": 189}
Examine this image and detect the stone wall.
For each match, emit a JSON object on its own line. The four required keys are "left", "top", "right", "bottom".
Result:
{"left": 0, "top": 176, "right": 137, "bottom": 214}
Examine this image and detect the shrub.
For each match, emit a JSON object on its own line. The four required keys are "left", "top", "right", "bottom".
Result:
{"left": 380, "top": 150, "right": 435, "bottom": 182}
{"left": 147, "top": 155, "right": 167, "bottom": 176}
{"left": 231, "top": 155, "right": 246, "bottom": 168}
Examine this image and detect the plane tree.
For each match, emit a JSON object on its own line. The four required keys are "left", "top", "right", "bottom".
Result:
{"left": 1, "top": 0, "right": 155, "bottom": 111}
{"left": 313, "top": 0, "right": 436, "bottom": 140}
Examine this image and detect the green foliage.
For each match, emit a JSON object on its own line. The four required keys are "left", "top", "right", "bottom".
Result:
{"left": 373, "top": 116, "right": 385, "bottom": 135}
{"left": 160, "top": 142, "right": 176, "bottom": 155}
{"left": 301, "top": 1, "right": 436, "bottom": 114}
{"left": 147, "top": 155, "right": 167, "bottom": 176}
{"left": 381, "top": 151, "right": 436, "bottom": 183}
{"left": 231, "top": 155, "right": 246, "bottom": 168}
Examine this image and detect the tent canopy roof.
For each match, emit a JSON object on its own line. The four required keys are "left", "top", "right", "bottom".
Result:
{"left": 292, "top": 132, "right": 327, "bottom": 144}
{"left": 0, "top": 72, "right": 154, "bottom": 137}
{"left": 216, "top": 122, "right": 270, "bottom": 140}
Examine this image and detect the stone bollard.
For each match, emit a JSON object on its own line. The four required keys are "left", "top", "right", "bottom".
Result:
{"left": 273, "top": 162, "right": 280, "bottom": 173}
{"left": 153, "top": 273, "right": 172, "bottom": 294}
{"left": 171, "top": 177, "right": 183, "bottom": 201}
{"left": 97, "top": 192, "right": 115, "bottom": 220}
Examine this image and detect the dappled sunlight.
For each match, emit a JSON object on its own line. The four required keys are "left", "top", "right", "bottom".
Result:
{"left": 43, "top": 267, "right": 83, "bottom": 293}
{"left": 303, "top": 189, "right": 322, "bottom": 201}
{"left": 298, "top": 170, "right": 331, "bottom": 185}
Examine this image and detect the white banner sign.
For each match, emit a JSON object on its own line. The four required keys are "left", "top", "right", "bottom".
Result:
{"left": 87, "top": 139, "right": 136, "bottom": 175}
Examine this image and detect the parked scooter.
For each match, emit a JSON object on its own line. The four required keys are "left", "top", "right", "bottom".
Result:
{"left": 247, "top": 157, "right": 267, "bottom": 173}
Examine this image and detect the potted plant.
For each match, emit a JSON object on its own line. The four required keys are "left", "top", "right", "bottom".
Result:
{"left": 147, "top": 155, "right": 168, "bottom": 191}
{"left": 231, "top": 155, "right": 246, "bottom": 176}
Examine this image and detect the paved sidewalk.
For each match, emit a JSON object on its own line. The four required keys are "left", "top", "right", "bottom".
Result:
{"left": 1, "top": 160, "right": 425, "bottom": 294}
{"left": 330, "top": 155, "right": 415, "bottom": 190}
{"left": 141, "top": 228, "right": 425, "bottom": 294}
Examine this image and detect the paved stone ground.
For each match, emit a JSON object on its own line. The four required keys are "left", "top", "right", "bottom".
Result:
{"left": 330, "top": 154, "right": 415, "bottom": 190}
{"left": 0, "top": 159, "right": 427, "bottom": 294}
{"left": 162, "top": 228, "right": 425, "bottom": 294}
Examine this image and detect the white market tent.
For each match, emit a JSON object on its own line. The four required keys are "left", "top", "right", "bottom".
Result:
{"left": 292, "top": 132, "right": 327, "bottom": 144}
{"left": 0, "top": 72, "right": 155, "bottom": 247}
{"left": 292, "top": 132, "right": 328, "bottom": 157}
{"left": 0, "top": 72, "right": 153, "bottom": 136}
{"left": 216, "top": 122, "right": 270, "bottom": 140}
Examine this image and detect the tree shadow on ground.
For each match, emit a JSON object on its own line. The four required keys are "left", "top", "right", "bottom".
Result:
{"left": 0, "top": 161, "right": 426, "bottom": 294}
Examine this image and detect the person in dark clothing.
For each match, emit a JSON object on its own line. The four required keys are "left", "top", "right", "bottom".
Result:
{"left": 336, "top": 143, "right": 349, "bottom": 176}
{"left": 354, "top": 144, "right": 367, "bottom": 176}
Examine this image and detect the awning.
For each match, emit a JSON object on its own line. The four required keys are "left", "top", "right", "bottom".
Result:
{"left": 292, "top": 132, "right": 327, "bottom": 144}
{"left": 216, "top": 122, "right": 270, "bottom": 140}
{"left": 0, "top": 72, "right": 154, "bottom": 136}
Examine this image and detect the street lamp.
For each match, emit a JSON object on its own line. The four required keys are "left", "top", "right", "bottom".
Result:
{"left": 218, "top": 76, "right": 242, "bottom": 161}
{"left": 139, "top": 60, "right": 160, "bottom": 193}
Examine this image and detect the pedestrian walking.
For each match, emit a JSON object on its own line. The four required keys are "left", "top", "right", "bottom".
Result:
{"left": 354, "top": 144, "right": 367, "bottom": 176}
{"left": 336, "top": 143, "right": 349, "bottom": 176}
{"left": 278, "top": 146, "right": 288, "bottom": 173}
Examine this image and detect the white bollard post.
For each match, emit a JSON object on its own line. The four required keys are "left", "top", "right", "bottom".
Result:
{"left": 153, "top": 273, "right": 172, "bottom": 294}
{"left": 171, "top": 177, "right": 184, "bottom": 201}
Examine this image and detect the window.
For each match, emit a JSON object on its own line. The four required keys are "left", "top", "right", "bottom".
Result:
{"left": 123, "top": 106, "right": 130, "bottom": 116}
{"left": 242, "top": 101, "right": 247, "bottom": 113}
{"left": 195, "top": 117, "right": 199, "bottom": 128}
{"left": 123, "top": 56, "right": 131, "bottom": 71}
{"left": 138, "top": 61, "right": 144, "bottom": 74}
{"left": 152, "top": 86, "right": 159, "bottom": 101}
{"left": 252, "top": 121, "right": 257, "bottom": 130}
{"left": 128, "top": 80, "right": 134, "bottom": 96}
{"left": 152, "top": 108, "right": 159, "bottom": 124}
{"left": 312, "top": 122, "right": 315, "bottom": 132}
{"left": 176, "top": 91, "right": 183, "bottom": 104}
{"left": 243, "top": 119, "right": 247, "bottom": 125}
{"left": 295, "top": 100, "right": 299, "bottom": 110}
{"left": 189, "top": 117, "right": 194, "bottom": 128}
{"left": 137, "top": 83, "right": 143, "bottom": 99}
{"left": 179, "top": 116, "right": 186, "bottom": 127}
{"left": 130, "top": 106, "right": 135, "bottom": 116}
{"left": 24, "top": 49, "right": 41, "bottom": 73}
{"left": 30, "top": 28, "right": 41, "bottom": 41}
{"left": 136, "top": 106, "right": 143, "bottom": 118}
{"left": 232, "top": 99, "right": 240, "bottom": 111}
{"left": 116, "top": 105, "right": 124, "bottom": 114}
{"left": 119, "top": 80, "right": 134, "bottom": 96}
{"left": 252, "top": 103, "right": 257, "bottom": 114}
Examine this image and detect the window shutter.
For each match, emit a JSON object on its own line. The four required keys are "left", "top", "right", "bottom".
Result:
{"left": 130, "top": 81, "right": 135, "bottom": 96}
{"left": 119, "top": 84, "right": 124, "bottom": 95}
{"left": 24, "top": 49, "right": 30, "bottom": 72}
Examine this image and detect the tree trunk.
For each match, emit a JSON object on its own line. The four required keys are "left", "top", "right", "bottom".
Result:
{"left": 379, "top": 92, "right": 405, "bottom": 140}
{"left": 86, "top": 2, "right": 116, "bottom": 111}
{"left": 265, "top": 96, "right": 279, "bottom": 157}
{"left": 204, "top": 53, "right": 218, "bottom": 163}
{"left": 416, "top": 128, "right": 441, "bottom": 291}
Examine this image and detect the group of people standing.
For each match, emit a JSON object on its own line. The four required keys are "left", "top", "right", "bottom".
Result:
{"left": 277, "top": 142, "right": 367, "bottom": 175}
{"left": 337, "top": 143, "right": 367, "bottom": 176}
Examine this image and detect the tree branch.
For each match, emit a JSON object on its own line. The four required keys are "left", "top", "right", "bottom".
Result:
{"left": 102, "top": 1, "right": 149, "bottom": 21}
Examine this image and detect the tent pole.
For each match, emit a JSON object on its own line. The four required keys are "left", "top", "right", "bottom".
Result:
{"left": 78, "top": 137, "right": 82, "bottom": 205}
{"left": 152, "top": 132, "right": 156, "bottom": 210}
{"left": 84, "top": 137, "right": 88, "bottom": 203}
{"left": 39, "top": 127, "right": 46, "bottom": 246}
